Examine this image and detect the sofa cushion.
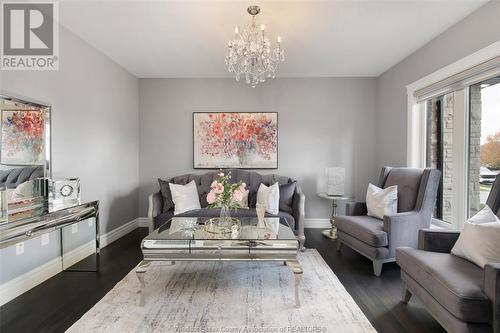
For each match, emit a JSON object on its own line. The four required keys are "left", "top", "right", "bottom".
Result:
{"left": 169, "top": 180, "right": 201, "bottom": 215}
{"left": 154, "top": 208, "right": 296, "bottom": 231}
{"left": 158, "top": 178, "right": 174, "bottom": 212}
{"left": 279, "top": 182, "right": 296, "bottom": 213}
{"left": 163, "top": 170, "right": 294, "bottom": 210}
{"left": 396, "top": 247, "right": 492, "bottom": 323}
{"left": 338, "top": 231, "right": 390, "bottom": 259}
{"left": 383, "top": 168, "right": 422, "bottom": 212}
{"left": 334, "top": 215, "right": 388, "bottom": 247}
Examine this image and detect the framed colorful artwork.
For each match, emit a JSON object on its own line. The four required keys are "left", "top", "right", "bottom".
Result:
{"left": 193, "top": 112, "right": 278, "bottom": 169}
{"left": 1, "top": 110, "right": 45, "bottom": 165}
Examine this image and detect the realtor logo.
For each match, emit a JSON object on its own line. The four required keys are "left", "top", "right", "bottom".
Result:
{"left": 1, "top": 1, "right": 59, "bottom": 70}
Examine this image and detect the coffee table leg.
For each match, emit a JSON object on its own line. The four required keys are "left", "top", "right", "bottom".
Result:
{"left": 136, "top": 260, "right": 151, "bottom": 306}
{"left": 286, "top": 260, "right": 303, "bottom": 307}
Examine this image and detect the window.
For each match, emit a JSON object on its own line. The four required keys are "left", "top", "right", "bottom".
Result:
{"left": 424, "top": 89, "right": 467, "bottom": 224}
{"left": 468, "top": 78, "right": 500, "bottom": 217}
{"left": 421, "top": 76, "right": 500, "bottom": 226}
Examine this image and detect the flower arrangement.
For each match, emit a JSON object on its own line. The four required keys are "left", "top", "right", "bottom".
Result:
{"left": 206, "top": 171, "right": 246, "bottom": 209}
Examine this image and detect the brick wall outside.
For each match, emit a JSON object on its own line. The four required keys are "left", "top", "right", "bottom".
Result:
{"left": 469, "top": 84, "right": 482, "bottom": 217}
{"left": 442, "top": 93, "right": 454, "bottom": 223}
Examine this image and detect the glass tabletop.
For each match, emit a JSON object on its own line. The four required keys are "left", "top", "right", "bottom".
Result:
{"left": 143, "top": 216, "right": 296, "bottom": 247}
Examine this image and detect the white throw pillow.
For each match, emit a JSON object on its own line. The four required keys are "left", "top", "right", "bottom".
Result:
{"left": 257, "top": 183, "right": 280, "bottom": 215}
{"left": 366, "top": 183, "right": 398, "bottom": 220}
{"left": 468, "top": 205, "right": 499, "bottom": 224}
{"left": 169, "top": 180, "right": 201, "bottom": 215}
{"left": 233, "top": 189, "right": 249, "bottom": 209}
{"left": 451, "top": 205, "right": 500, "bottom": 268}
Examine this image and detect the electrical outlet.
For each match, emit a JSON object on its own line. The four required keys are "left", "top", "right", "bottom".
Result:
{"left": 41, "top": 234, "right": 50, "bottom": 246}
{"left": 71, "top": 224, "right": 78, "bottom": 234}
{"left": 16, "top": 242, "right": 24, "bottom": 255}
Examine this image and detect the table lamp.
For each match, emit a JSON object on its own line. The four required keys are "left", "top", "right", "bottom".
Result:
{"left": 325, "top": 167, "right": 345, "bottom": 196}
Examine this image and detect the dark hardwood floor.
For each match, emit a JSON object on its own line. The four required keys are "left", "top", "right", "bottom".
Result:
{"left": 0, "top": 228, "right": 445, "bottom": 333}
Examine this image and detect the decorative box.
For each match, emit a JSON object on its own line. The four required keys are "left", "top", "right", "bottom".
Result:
{"left": 49, "top": 178, "right": 81, "bottom": 203}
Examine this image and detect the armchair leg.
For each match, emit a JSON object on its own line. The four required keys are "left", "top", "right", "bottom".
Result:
{"left": 298, "top": 233, "right": 306, "bottom": 252}
{"left": 401, "top": 287, "right": 412, "bottom": 304}
{"left": 373, "top": 260, "right": 383, "bottom": 277}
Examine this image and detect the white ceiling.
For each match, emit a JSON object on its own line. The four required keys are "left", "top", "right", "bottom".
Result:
{"left": 59, "top": 0, "right": 488, "bottom": 78}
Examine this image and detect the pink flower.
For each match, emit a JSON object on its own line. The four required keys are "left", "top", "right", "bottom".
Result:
{"left": 213, "top": 183, "right": 224, "bottom": 194}
{"left": 218, "top": 172, "right": 225, "bottom": 177}
{"left": 207, "top": 190, "right": 216, "bottom": 204}
{"left": 232, "top": 189, "right": 243, "bottom": 202}
{"left": 239, "top": 183, "right": 246, "bottom": 191}
{"left": 210, "top": 180, "right": 224, "bottom": 194}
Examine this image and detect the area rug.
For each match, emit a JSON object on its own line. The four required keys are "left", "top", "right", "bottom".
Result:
{"left": 67, "top": 250, "right": 376, "bottom": 333}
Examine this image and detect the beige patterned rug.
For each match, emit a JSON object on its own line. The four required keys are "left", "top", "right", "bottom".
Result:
{"left": 67, "top": 250, "right": 376, "bottom": 333}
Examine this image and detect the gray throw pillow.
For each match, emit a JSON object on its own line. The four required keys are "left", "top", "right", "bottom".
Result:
{"left": 279, "top": 182, "right": 296, "bottom": 213}
{"left": 158, "top": 178, "right": 174, "bottom": 213}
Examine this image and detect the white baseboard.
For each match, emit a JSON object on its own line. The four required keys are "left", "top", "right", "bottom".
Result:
{"left": 0, "top": 217, "right": 141, "bottom": 306}
{"left": 0, "top": 256, "right": 61, "bottom": 306}
{"left": 304, "top": 218, "right": 331, "bottom": 229}
{"left": 137, "top": 217, "right": 152, "bottom": 228}
{"left": 100, "top": 218, "right": 141, "bottom": 248}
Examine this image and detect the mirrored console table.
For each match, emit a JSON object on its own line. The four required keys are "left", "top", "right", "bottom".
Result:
{"left": 0, "top": 199, "right": 100, "bottom": 272}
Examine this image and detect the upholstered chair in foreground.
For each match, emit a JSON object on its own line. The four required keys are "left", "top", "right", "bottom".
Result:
{"left": 396, "top": 175, "right": 500, "bottom": 333}
{"left": 335, "top": 167, "right": 441, "bottom": 276}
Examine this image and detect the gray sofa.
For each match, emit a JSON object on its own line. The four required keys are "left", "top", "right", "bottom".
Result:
{"left": 396, "top": 174, "right": 500, "bottom": 333}
{"left": 335, "top": 166, "right": 441, "bottom": 276}
{"left": 148, "top": 169, "right": 306, "bottom": 249}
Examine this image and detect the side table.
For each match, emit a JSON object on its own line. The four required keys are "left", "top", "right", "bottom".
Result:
{"left": 317, "top": 193, "right": 352, "bottom": 239}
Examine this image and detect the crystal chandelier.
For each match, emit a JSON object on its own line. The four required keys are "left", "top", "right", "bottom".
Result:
{"left": 225, "top": 5, "right": 284, "bottom": 88}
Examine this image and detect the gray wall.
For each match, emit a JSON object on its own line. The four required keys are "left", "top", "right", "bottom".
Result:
{"left": 138, "top": 78, "right": 378, "bottom": 219}
{"left": 376, "top": 0, "right": 500, "bottom": 168}
{"left": 0, "top": 25, "right": 139, "bottom": 284}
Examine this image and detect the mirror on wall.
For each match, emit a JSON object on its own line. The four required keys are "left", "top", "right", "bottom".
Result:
{"left": 0, "top": 93, "right": 51, "bottom": 217}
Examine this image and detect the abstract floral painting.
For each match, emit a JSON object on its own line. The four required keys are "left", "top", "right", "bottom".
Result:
{"left": 1, "top": 110, "right": 45, "bottom": 165}
{"left": 193, "top": 112, "right": 278, "bottom": 169}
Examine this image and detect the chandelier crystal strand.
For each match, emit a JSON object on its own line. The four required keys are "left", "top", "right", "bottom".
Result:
{"left": 225, "top": 6, "right": 284, "bottom": 88}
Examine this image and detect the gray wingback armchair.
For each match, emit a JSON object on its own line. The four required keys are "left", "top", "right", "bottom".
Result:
{"left": 334, "top": 166, "right": 441, "bottom": 276}
{"left": 396, "top": 174, "right": 500, "bottom": 333}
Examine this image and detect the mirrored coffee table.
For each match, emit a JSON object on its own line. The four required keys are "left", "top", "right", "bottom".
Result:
{"left": 137, "top": 216, "right": 303, "bottom": 306}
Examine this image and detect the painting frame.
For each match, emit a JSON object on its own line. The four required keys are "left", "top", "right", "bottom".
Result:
{"left": 1, "top": 109, "right": 45, "bottom": 166}
{"left": 193, "top": 112, "right": 278, "bottom": 169}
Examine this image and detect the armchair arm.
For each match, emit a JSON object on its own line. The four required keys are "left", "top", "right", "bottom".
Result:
{"left": 483, "top": 263, "right": 500, "bottom": 333}
{"left": 292, "top": 186, "right": 305, "bottom": 250}
{"left": 417, "top": 228, "right": 460, "bottom": 253}
{"left": 148, "top": 191, "right": 163, "bottom": 218}
{"left": 383, "top": 211, "right": 424, "bottom": 258}
{"left": 346, "top": 202, "right": 367, "bottom": 216}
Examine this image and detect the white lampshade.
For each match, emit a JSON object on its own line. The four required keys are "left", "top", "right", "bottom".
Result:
{"left": 325, "top": 167, "right": 345, "bottom": 196}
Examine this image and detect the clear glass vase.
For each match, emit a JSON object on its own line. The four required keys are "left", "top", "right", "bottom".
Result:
{"left": 219, "top": 204, "right": 231, "bottom": 224}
